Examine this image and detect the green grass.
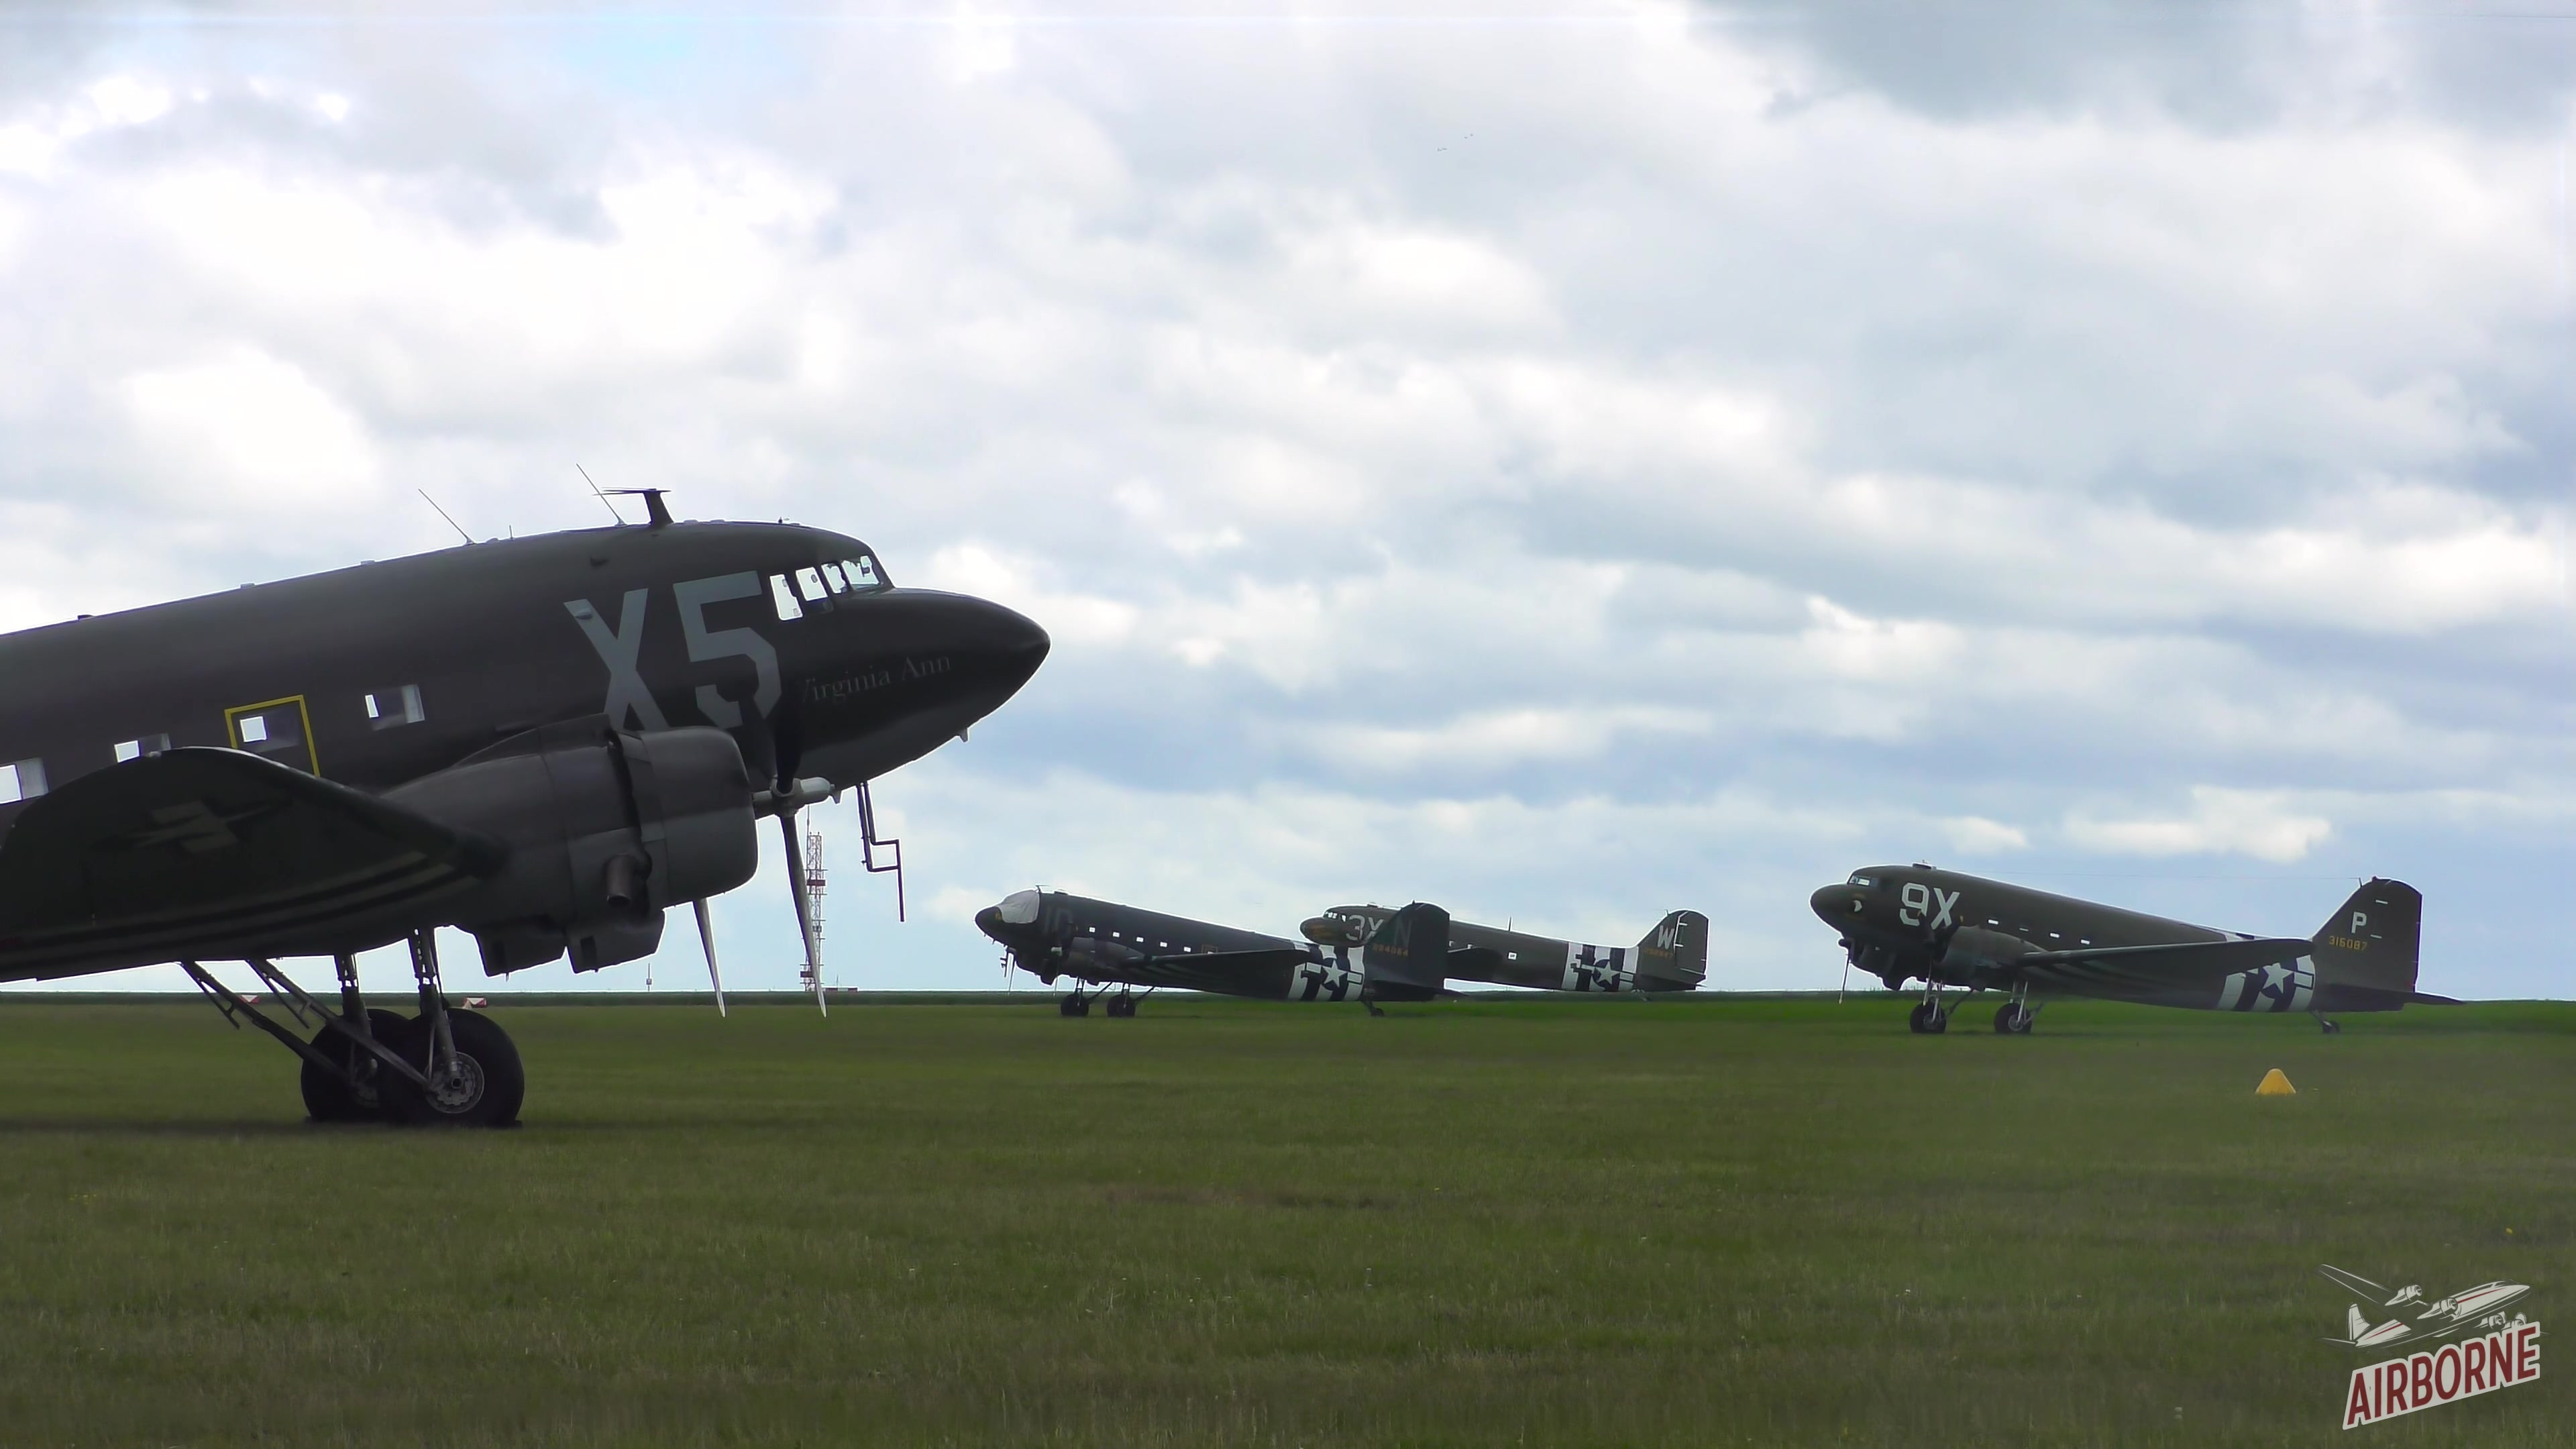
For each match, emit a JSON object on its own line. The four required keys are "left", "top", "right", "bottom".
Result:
{"left": 0, "top": 995, "right": 2567, "bottom": 1447}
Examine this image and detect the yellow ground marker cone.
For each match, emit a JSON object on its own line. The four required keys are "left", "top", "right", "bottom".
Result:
{"left": 2257, "top": 1068, "right": 2296, "bottom": 1096}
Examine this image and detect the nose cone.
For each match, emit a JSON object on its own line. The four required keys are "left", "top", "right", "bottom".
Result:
{"left": 935, "top": 590, "right": 1051, "bottom": 717}
{"left": 976, "top": 889, "right": 1042, "bottom": 947}
{"left": 1810, "top": 884, "right": 1864, "bottom": 925}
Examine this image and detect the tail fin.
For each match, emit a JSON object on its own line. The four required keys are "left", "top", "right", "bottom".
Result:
{"left": 1635, "top": 910, "right": 1709, "bottom": 989}
{"left": 1362, "top": 902, "right": 1449, "bottom": 996}
{"left": 2312, "top": 879, "right": 2422, "bottom": 999}
{"left": 2347, "top": 1304, "right": 2371, "bottom": 1342}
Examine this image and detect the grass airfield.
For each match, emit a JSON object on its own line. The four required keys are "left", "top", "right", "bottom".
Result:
{"left": 0, "top": 995, "right": 2567, "bottom": 1448}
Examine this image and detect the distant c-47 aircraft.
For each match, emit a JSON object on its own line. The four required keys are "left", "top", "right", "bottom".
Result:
{"left": 0, "top": 500, "right": 1048, "bottom": 1124}
{"left": 1810, "top": 865, "right": 2445, "bottom": 1034}
{"left": 1298, "top": 904, "right": 1708, "bottom": 994}
{"left": 975, "top": 890, "right": 1448, "bottom": 1016}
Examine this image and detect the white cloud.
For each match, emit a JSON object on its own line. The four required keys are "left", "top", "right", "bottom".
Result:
{"left": 2065, "top": 787, "right": 2335, "bottom": 863}
{"left": 0, "top": 7, "right": 2568, "bottom": 997}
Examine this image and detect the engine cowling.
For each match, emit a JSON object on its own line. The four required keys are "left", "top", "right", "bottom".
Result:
{"left": 384, "top": 722, "right": 759, "bottom": 975}
{"left": 1935, "top": 925, "right": 2041, "bottom": 981}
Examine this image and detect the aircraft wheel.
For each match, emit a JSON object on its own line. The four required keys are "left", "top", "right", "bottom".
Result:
{"left": 299, "top": 1009, "right": 413, "bottom": 1123}
{"left": 1106, "top": 996, "right": 1136, "bottom": 1018}
{"left": 1994, "top": 1004, "right": 2033, "bottom": 1035}
{"left": 380, "top": 1010, "right": 525, "bottom": 1128}
{"left": 1059, "top": 992, "right": 1090, "bottom": 1018}
{"left": 1907, "top": 1003, "right": 1937, "bottom": 1034}
{"left": 2319, "top": 1018, "right": 2342, "bottom": 1036}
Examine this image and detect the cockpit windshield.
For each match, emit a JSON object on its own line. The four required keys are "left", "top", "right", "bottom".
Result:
{"left": 841, "top": 551, "right": 889, "bottom": 593}
{"left": 1848, "top": 873, "right": 1875, "bottom": 887}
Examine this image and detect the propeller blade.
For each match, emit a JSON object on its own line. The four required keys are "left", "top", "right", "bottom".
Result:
{"left": 692, "top": 896, "right": 727, "bottom": 1017}
{"left": 782, "top": 810, "right": 826, "bottom": 1017}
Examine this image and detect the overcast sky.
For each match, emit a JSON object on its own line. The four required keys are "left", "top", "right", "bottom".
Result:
{"left": 1, "top": 3, "right": 2570, "bottom": 1000}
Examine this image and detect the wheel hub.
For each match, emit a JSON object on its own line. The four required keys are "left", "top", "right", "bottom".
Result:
{"left": 424, "top": 1053, "right": 487, "bottom": 1114}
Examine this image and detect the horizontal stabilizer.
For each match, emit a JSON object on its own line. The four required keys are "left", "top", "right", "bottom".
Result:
{"left": 2025, "top": 936, "right": 2313, "bottom": 972}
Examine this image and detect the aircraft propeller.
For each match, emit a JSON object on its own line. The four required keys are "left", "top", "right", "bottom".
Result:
{"left": 692, "top": 896, "right": 727, "bottom": 1017}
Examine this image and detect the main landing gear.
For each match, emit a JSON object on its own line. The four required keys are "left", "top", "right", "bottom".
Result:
{"left": 1993, "top": 983, "right": 2038, "bottom": 1035}
{"left": 184, "top": 930, "right": 524, "bottom": 1128}
{"left": 1058, "top": 985, "right": 1148, "bottom": 1018}
{"left": 1907, "top": 981, "right": 1951, "bottom": 1034}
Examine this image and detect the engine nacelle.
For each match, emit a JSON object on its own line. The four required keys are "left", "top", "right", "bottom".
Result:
{"left": 1066, "top": 935, "right": 1146, "bottom": 972}
{"left": 384, "top": 722, "right": 759, "bottom": 975}
{"left": 1935, "top": 925, "right": 2040, "bottom": 981}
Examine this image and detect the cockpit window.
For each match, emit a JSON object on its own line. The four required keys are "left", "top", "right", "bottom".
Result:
{"left": 1849, "top": 873, "right": 1874, "bottom": 887}
{"left": 843, "top": 555, "right": 888, "bottom": 593}
{"left": 795, "top": 567, "right": 828, "bottom": 602}
{"left": 820, "top": 561, "right": 849, "bottom": 594}
{"left": 769, "top": 574, "right": 804, "bottom": 621}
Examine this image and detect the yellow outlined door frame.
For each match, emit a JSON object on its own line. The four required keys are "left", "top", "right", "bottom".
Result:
{"left": 225, "top": 695, "right": 319, "bottom": 775}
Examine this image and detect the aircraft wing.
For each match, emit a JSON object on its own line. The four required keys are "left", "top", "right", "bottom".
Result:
{"left": 1128, "top": 947, "right": 1318, "bottom": 996}
{"left": 2012, "top": 936, "right": 2315, "bottom": 991}
{"left": 0, "top": 748, "right": 503, "bottom": 979}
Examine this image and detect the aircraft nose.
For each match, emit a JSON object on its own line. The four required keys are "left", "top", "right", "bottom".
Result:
{"left": 1810, "top": 884, "right": 1861, "bottom": 922}
{"left": 947, "top": 594, "right": 1049, "bottom": 704}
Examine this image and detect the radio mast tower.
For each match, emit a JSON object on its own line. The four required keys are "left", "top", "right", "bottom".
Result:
{"left": 800, "top": 826, "right": 828, "bottom": 992}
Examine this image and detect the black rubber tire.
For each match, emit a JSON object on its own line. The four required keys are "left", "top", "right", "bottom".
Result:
{"left": 300, "top": 1008, "right": 413, "bottom": 1124}
{"left": 1060, "top": 993, "right": 1090, "bottom": 1018}
{"left": 379, "top": 1010, "right": 525, "bottom": 1128}
{"left": 1907, "top": 1003, "right": 1935, "bottom": 1034}
{"left": 1108, "top": 996, "right": 1135, "bottom": 1018}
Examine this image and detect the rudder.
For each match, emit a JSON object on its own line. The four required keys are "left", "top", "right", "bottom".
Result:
{"left": 1362, "top": 902, "right": 1450, "bottom": 998}
{"left": 2312, "top": 879, "right": 2422, "bottom": 1002}
{"left": 1635, "top": 910, "right": 1709, "bottom": 989}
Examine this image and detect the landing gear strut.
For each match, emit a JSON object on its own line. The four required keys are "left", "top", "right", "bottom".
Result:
{"left": 1993, "top": 983, "right": 2038, "bottom": 1035}
{"left": 184, "top": 934, "right": 523, "bottom": 1128}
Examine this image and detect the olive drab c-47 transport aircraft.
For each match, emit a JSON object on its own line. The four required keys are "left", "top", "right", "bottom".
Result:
{"left": 1810, "top": 865, "right": 2446, "bottom": 1034}
{"left": 1299, "top": 904, "right": 1709, "bottom": 994}
{"left": 0, "top": 496, "right": 1049, "bottom": 1125}
{"left": 974, "top": 890, "right": 1450, "bottom": 1016}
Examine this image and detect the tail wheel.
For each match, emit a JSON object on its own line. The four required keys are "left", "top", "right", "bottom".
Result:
{"left": 380, "top": 1010, "right": 525, "bottom": 1128}
{"left": 299, "top": 1008, "right": 413, "bottom": 1123}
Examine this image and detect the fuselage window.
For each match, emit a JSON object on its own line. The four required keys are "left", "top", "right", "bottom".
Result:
{"left": 821, "top": 561, "right": 849, "bottom": 593}
{"left": 365, "top": 685, "right": 425, "bottom": 729}
{"left": 796, "top": 568, "right": 828, "bottom": 602}
{"left": 845, "top": 555, "right": 887, "bottom": 593}
{"left": 768, "top": 574, "right": 804, "bottom": 621}
{"left": 0, "top": 758, "right": 48, "bottom": 804}
{"left": 113, "top": 735, "right": 171, "bottom": 763}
